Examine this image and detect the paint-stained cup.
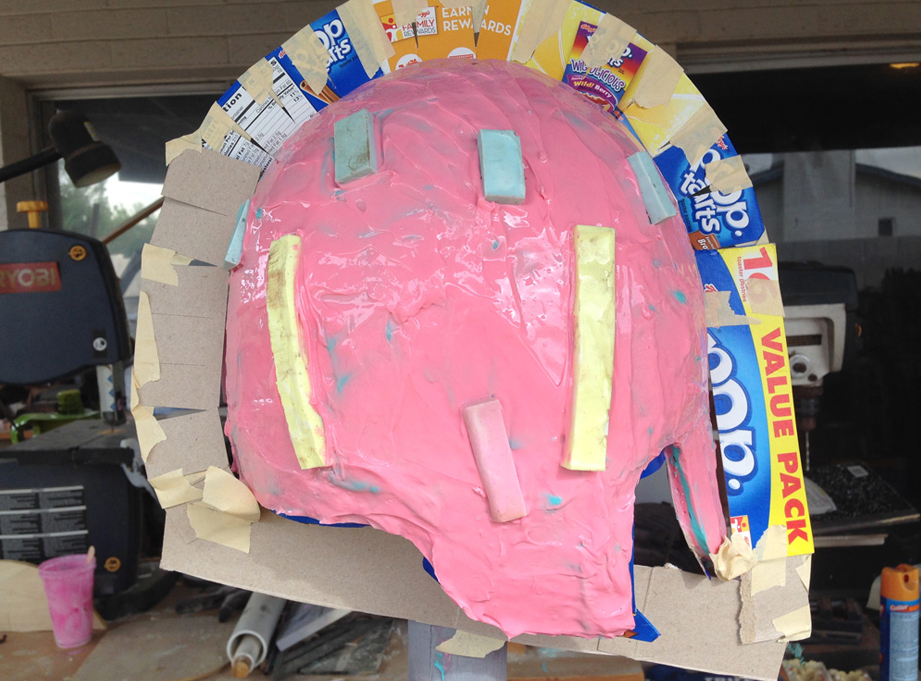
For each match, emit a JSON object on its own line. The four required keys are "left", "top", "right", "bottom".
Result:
{"left": 38, "top": 554, "right": 95, "bottom": 648}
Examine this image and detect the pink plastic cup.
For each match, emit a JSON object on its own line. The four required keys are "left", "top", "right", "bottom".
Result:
{"left": 38, "top": 554, "right": 96, "bottom": 648}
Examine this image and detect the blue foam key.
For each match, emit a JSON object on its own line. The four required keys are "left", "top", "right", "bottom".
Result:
{"left": 223, "top": 198, "right": 250, "bottom": 270}
{"left": 478, "top": 129, "right": 526, "bottom": 205}
{"left": 627, "top": 151, "right": 677, "bottom": 225}
{"left": 334, "top": 109, "right": 378, "bottom": 184}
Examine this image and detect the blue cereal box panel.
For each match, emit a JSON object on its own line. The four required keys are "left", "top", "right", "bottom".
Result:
{"left": 656, "top": 135, "right": 766, "bottom": 250}
{"left": 696, "top": 245, "right": 814, "bottom": 557}
{"left": 300, "top": 10, "right": 383, "bottom": 99}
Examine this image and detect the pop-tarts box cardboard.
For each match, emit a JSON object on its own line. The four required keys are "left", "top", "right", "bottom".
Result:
{"left": 657, "top": 136, "right": 766, "bottom": 250}
{"left": 696, "top": 244, "right": 814, "bottom": 558}
{"left": 308, "top": 9, "right": 383, "bottom": 97}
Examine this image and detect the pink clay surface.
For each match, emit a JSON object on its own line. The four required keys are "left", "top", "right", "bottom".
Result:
{"left": 225, "top": 59, "right": 727, "bottom": 638}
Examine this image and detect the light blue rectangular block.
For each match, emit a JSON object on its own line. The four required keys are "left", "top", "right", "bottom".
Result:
{"left": 223, "top": 198, "right": 250, "bottom": 270}
{"left": 628, "top": 151, "right": 677, "bottom": 225}
{"left": 334, "top": 109, "right": 378, "bottom": 184}
{"left": 478, "top": 129, "right": 526, "bottom": 205}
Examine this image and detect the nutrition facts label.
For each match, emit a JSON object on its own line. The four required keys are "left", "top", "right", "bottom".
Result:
{"left": 269, "top": 54, "right": 321, "bottom": 127}
{"left": 209, "top": 132, "right": 273, "bottom": 171}
{"left": 0, "top": 486, "right": 89, "bottom": 562}
{"left": 220, "top": 82, "right": 299, "bottom": 156}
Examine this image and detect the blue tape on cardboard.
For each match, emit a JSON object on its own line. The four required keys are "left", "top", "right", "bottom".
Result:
{"left": 655, "top": 135, "right": 766, "bottom": 250}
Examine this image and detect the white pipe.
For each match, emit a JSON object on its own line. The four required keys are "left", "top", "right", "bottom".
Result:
{"left": 226, "top": 592, "right": 287, "bottom": 677}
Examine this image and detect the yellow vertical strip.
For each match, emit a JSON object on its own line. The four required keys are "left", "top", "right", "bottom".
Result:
{"left": 266, "top": 235, "right": 328, "bottom": 469}
{"left": 563, "top": 225, "right": 616, "bottom": 471}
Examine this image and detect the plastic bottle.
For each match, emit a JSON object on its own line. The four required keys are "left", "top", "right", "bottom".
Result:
{"left": 881, "top": 564, "right": 919, "bottom": 681}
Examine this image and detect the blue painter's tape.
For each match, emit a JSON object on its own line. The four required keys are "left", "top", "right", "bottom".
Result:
{"left": 631, "top": 609, "right": 660, "bottom": 642}
{"left": 629, "top": 523, "right": 661, "bottom": 642}
{"left": 628, "top": 151, "right": 676, "bottom": 225}
{"left": 422, "top": 557, "right": 439, "bottom": 582}
{"left": 280, "top": 512, "right": 368, "bottom": 529}
{"left": 223, "top": 198, "right": 250, "bottom": 270}
{"left": 641, "top": 450, "right": 666, "bottom": 479}
{"left": 334, "top": 109, "right": 378, "bottom": 184}
{"left": 478, "top": 129, "right": 526, "bottom": 205}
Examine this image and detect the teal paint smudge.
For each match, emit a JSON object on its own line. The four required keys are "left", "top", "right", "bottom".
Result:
{"left": 542, "top": 662, "right": 549, "bottom": 673}
{"left": 672, "top": 290, "right": 687, "bottom": 304}
{"left": 386, "top": 319, "right": 396, "bottom": 342}
{"left": 492, "top": 239, "right": 500, "bottom": 250}
{"left": 649, "top": 304, "right": 657, "bottom": 312}
{"left": 255, "top": 207, "right": 264, "bottom": 219}
{"left": 544, "top": 493, "right": 563, "bottom": 509}
{"left": 652, "top": 258, "right": 661, "bottom": 268}
{"left": 509, "top": 437, "right": 524, "bottom": 451}
{"left": 669, "top": 446, "right": 710, "bottom": 552}
{"left": 336, "top": 373, "right": 352, "bottom": 394}
{"left": 434, "top": 651, "right": 446, "bottom": 681}
{"left": 329, "top": 474, "right": 380, "bottom": 494}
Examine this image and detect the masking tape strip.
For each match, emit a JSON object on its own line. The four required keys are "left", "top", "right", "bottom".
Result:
{"left": 282, "top": 26, "right": 331, "bottom": 96}
{"left": 130, "top": 366, "right": 140, "bottom": 411}
{"left": 187, "top": 502, "right": 253, "bottom": 553}
{"left": 338, "top": 0, "right": 395, "bottom": 79}
{"left": 165, "top": 132, "right": 202, "bottom": 166}
{"left": 134, "top": 291, "right": 161, "bottom": 387}
{"left": 141, "top": 243, "right": 191, "bottom": 287}
{"left": 200, "top": 102, "right": 251, "bottom": 151}
{"left": 239, "top": 59, "right": 281, "bottom": 107}
{"left": 472, "top": 0, "right": 486, "bottom": 32}
{"left": 391, "top": 0, "right": 416, "bottom": 30}
{"left": 704, "top": 155, "right": 753, "bottom": 194}
{"left": 184, "top": 466, "right": 261, "bottom": 553}
{"left": 134, "top": 405, "right": 167, "bottom": 463}
{"left": 669, "top": 104, "right": 728, "bottom": 166}
{"left": 199, "top": 106, "right": 232, "bottom": 151}
{"left": 773, "top": 605, "right": 812, "bottom": 642}
{"left": 751, "top": 558, "right": 787, "bottom": 595}
{"left": 710, "top": 532, "right": 756, "bottom": 581}
{"left": 755, "top": 524, "right": 788, "bottom": 562}
{"left": 436, "top": 630, "right": 507, "bottom": 658}
{"left": 581, "top": 13, "right": 635, "bottom": 70}
{"left": 201, "top": 466, "right": 261, "bottom": 522}
{"left": 149, "top": 468, "right": 204, "bottom": 508}
{"left": 705, "top": 291, "right": 760, "bottom": 328}
{"left": 745, "top": 278, "right": 785, "bottom": 318}
{"left": 632, "top": 47, "right": 684, "bottom": 109}
{"left": 509, "top": 0, "right": 570, "bottom": 65}
{"left": 796, "top": 555, "right": 812, "bottom": 590}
